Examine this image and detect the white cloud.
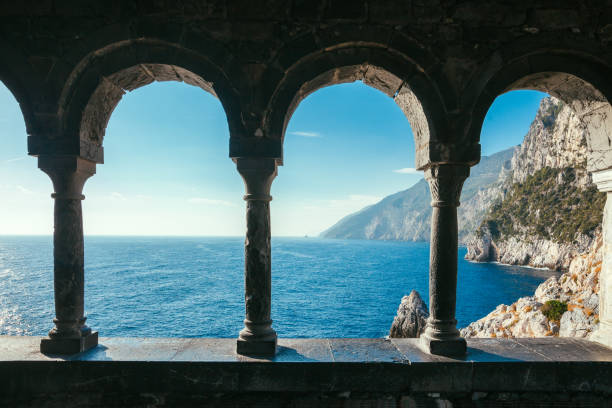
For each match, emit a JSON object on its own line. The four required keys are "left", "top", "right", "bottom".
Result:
{"left": 188, "top": 197, "right": 237, "bottom": 207}
{"left": 5, "top": 156, "right": 27, "bottom": 163}
{"left": 290, "top": 131, "right": 321, "bottom": 138}
{"left": 393, "top": 167, "right": 420, "bottom": 174}
{"left": 16, "top": 185, "right": 34, "bottom": 195}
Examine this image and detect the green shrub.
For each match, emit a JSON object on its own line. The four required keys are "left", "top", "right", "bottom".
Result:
{"left": 541, "top": 300, "right": 567, "bottom": 322}
{"left": 476, "top": 166, "right": 605, "bottom": 244}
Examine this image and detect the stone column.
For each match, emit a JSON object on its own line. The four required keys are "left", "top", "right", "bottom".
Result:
{"left": 38, "top": 156, "right": 98, "bottom": 354}
{"left": 236, "top": 158, "right": 278, "bottom": 355}
{"left": 591, "top": 168, "right": 612, "bottom": 348}
{"left": 420, "top": 164, "right": 469, "bottom": 356}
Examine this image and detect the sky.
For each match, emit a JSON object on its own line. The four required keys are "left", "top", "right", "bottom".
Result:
{"left": 0, "top": 81, "right": 547, "bottom": 236}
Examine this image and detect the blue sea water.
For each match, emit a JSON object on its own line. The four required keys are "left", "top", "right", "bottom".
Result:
{"left": 0, "top": 236, "right": 560, "bottom": 338}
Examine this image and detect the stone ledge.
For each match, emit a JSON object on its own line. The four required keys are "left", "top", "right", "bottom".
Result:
{"left": 1, "top": 336, "right": 611, "bottom": 404}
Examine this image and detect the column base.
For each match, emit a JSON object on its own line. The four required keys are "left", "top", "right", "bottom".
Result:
{"left": 40, "top": 331, "right": 98, "bottom": 355}
{"left": 419, "top": 332, "right": 466, "bottom": 356}
{"left": 590, "top": 321, "right": 612, "bottom": 349}
{"left": 236, "top": 336, "right": 277, "bottom": 356}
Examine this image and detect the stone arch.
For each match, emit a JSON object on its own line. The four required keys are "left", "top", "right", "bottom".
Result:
{"left": 59, "top": 39, "right": 242, "bottom": 162}
{"left": 265, "top": 35, "right": 471, "bottom": 168}
{"left": 0, "top": 42, "right": 37, "bottom": 139}
{"left": 465, "top": 50, "right": 612, "bottom": 172}
{"left": 465, "top": 49, "right": 612, "bottom": 348}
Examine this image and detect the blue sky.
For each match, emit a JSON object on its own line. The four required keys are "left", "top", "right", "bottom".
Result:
{"left": 0, "top": 81, "right": 546, "bottom": 236}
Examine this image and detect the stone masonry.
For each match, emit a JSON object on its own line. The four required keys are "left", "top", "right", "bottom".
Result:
{"left": 0, "top": 1, "right": 612, "bottom": 357}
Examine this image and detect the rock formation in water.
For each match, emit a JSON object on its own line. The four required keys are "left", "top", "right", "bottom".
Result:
{"left": 389, "top": 290, "right": 429, "bottom": 338}
{"left": 389, "top": 97, "right": 605, "bottom": 340}
{"left": 321, "top": 147, "right": 515, "bottom": 244}
{"left": 465, "top": 97, "right": 605, "bottom": 270}
{"left": 462, "top": 232, "right": 602, "bottom": 339}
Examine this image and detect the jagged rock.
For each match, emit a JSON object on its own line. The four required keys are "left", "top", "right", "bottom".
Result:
{"left": 389, "top": 290, "right": 429, "bottom": 338}
{"left": 511, "top": 97, "right": 589, "bottom": 186}
{"left": 560, "top": 309, "right": 592, "bottom": 338}
{"left": 462, "top": 233, "right": 603, "bottom": 339}
{"left": 465, "top": 232, "right": 495, "bottom": 262}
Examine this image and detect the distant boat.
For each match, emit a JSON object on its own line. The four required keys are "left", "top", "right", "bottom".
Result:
{"left": 304, "top": 235, "right": 308, "bottom": 238}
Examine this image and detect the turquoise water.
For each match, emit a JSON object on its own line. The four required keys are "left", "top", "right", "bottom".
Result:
{"left": 0, "top": 236, "right": 559, "bottom": 338}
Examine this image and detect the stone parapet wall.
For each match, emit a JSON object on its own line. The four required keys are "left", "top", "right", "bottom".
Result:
{"left": 1, "top": 337, "right": 612, "bottom": 407}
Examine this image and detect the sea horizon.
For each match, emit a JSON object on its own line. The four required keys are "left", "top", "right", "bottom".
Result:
{"left": 0, "top": 236, "right": 559, "bottom": 338}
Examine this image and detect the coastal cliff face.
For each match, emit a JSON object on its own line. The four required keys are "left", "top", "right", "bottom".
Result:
{"left": 461, "top": 232, "right": 602, "bottom": 339}
{"left": 461, "top": 97, "right": 606, "bottom": 339}
{"left": 388, "top": 97, "right": 606, "bottom": 340}
{"left": 465, "top": 97, "right": 605, "bottom": 270}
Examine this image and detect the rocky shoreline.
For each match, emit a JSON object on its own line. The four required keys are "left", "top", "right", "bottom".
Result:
{"left": 390, "top": 97, "right": 604, "bottom": 340}
{"left": 461, "top": 233, "right": 602, "bottom": 339}
{"left": 465, "top": 231, "right": 597, "bottom": 271}
{"left": 390, "top": 233, "right": 602, "bottom": 340}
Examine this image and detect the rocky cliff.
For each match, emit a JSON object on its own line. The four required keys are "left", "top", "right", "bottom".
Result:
{"left": 320, "top": 147, "right": 515, "bottom": 244}
{"left": 461, "top": 232, "right": 602, "bottom": 339}
{"left": 465, "top": 97, "right": 605, "bottom": 270}
{"left": 461, "top": 97, "right": 606, "bottom": 339}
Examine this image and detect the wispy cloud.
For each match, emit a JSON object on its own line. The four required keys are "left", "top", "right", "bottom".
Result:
{"left": 290, "top": 131, "right": 321, "bottom": 138}
{"left": 16, "top": 185, "right": 33, "bottom": 195}
{"left": 5, "top": 156, "right": 27, "bottom": 163}
{"left": 393, "top": 167, "right": 420, "bottom": 174}
{"left": 188, "top": 197, "right": 237, "bottom": 207}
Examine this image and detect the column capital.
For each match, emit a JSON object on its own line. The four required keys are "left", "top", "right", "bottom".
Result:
{"left": 424, "top": 164, "right": 470, "bottom": 207}
{"left": 38, "top": 155, "right": 96, "bottom": 200}
{"left": 592, "top": 168, "right": 612, "bottom": 192}
{"left": 236, "top": 158, "right": 277, "bottom": 201}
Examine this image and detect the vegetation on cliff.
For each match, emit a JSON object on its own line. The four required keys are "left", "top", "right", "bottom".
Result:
{"left": 477, "top": 166, "right": 605, "bottom": 244}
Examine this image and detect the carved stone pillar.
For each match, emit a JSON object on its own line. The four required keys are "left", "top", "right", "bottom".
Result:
{"left": 236, "top": 158, "right": 278, "bottom": 355}
{"left": 38, "top": 156, "right": 98, "bottom": 354}
{"left": 420, "top": 164, "right": 469, "bottom": 356}
{"left": 591, "top": 169, "right": 612, "bottom": 348}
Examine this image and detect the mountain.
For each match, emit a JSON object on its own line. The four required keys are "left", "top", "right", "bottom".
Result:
{"left": 320, "top": 147, "right": 515, "bottom": 244}
{"left": 465, "top": 97, "right": 605, "bottom": 270}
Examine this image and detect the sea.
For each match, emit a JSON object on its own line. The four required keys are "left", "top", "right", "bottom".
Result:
{"left": 0, "top": 236, "right": 560, "bottom": 338}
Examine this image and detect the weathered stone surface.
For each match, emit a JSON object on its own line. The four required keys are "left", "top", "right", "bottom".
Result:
{"left": 462, "top": 232, "right": 603, "bottom": 340}
{"left": 236, "top": 158, "right": 278, "bottom": 355}
{"left": 2, "top": 0, "right": 612, "bottom": 368}
{"left": 389, "top": 290, "right": 429, "bottom": 338}
{"left": 38, "top": 156, "right": 98, "bottom": 354}
{"left": 2, "top": 336, "right": 612, "bottom": 406}
{"left": 420, "top": 164, "right": 469, "bottom": 355}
